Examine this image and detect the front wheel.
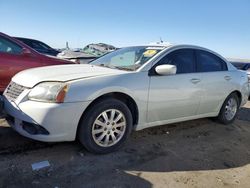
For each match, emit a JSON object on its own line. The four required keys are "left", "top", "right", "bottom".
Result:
{"left": 217, "top": 93, "right": 239, "bottom": 124}
{"left": 78, "top": 98, "right": 133, "bottom": 154}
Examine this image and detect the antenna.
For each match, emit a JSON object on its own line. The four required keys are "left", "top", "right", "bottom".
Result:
{"left": 66, "top": 41, "right": 69, "bottom": 49}
{"left": 160, "top": 37, "right": 163, "bottom": 43}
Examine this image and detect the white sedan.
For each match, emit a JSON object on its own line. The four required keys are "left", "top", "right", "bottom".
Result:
{"left": 3, "top": 44, "right": 249, "bottom": 153}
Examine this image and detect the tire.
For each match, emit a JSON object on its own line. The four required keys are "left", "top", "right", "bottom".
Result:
{"left": 217, "top": 93, "right": 239, "bottom": 124}
{"left": 78, "top": 98, "right": 133, "bottom": 154}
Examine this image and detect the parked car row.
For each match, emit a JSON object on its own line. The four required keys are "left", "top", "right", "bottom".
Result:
{"left": 0, "top": 32, "right": 74, "bottom": 93}
{"left": 57, "top": 50, "right": 96, "bottom": 64}
{"left": 57, "top": 43, "right": 117, "bottom": 64}
{"left": 1, "top": 41, "right": 249, "bottom": 153}
{"left": 0, "top": 32, "right": 120, "bottom": 94}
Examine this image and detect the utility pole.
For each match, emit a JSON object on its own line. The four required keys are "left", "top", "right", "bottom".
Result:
{"left": 66, "top": 41, "right": 69, "bottom": 50}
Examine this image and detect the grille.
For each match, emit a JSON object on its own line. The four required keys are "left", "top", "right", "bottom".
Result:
{"left": 4, "top": 82, "right": 27, "bottom": 101}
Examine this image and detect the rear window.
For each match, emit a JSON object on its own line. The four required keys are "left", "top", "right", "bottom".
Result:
{"left": 196, "top": 50, "right": 227, "bottom": 72}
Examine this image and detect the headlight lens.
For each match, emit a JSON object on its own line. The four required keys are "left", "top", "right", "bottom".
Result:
{"left": 28, "top": 82, "right": 69, "bottom": 103}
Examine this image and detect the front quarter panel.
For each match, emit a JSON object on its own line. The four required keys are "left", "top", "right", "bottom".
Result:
{"left": 65, "top": 72, "right": 150, "bottom": 128}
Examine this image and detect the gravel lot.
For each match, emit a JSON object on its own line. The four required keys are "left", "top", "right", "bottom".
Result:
{"left": 0, "top": 102, "right": 250, "bottom": 188}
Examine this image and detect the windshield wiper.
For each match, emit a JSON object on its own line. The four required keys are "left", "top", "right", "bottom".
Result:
{"left": 98, "top": 64, "right": 136, "bottom": 71}
{"left": 114, "top": 66, "right": 135, "bottom": 71}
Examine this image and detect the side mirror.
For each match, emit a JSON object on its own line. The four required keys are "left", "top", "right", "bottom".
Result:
{"left": 22, "top": 48, "right": 32, "bottom": 55}
{"left": 155, "top": 64, "right": 177, "bottom": 75}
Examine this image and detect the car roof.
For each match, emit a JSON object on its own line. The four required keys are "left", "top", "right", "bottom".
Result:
{"left": 14, "top": 37, "right": 42, "bottom": 43}
{"left": 0, "top": 32, "right": 40, "bottom": 54}
{"left": 14, "top": 37, "right": 55, "bottom": 48}
{"left": 137, "top": 44, "right": 232, "bottom": 72}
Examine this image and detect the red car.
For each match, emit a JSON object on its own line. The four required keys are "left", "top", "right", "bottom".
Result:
{"left": 0, "top": 32, "right": 73, "bottom": 92}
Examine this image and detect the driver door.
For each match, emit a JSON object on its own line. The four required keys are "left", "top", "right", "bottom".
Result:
{"left": 147, "top": 49, "right": 203, "bottom": 124}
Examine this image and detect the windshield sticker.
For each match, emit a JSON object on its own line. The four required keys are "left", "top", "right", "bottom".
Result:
{"left": 143, "top": 50, "right": 157, "bottom": 57}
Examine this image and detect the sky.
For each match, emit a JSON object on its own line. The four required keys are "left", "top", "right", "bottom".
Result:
{"left": 0, "top": 0, "right": 250, "bottom": 59}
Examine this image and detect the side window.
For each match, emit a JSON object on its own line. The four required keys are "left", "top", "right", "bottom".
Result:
{"left": 196, "top": 50, "right": 227, "bottom": 72}
{"left": 23, "top": 40, "right": 33, "bottom": 48}
{"left": 157, "top": 49, "right": 195, "bottom": 74}
{"left": 0, "top": 36, "right": 22, "bottom": 54}
{"left": 31, "top": 41, "right": 43, "bottom": 50}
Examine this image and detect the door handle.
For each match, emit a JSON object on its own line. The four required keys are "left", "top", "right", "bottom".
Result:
{"left": 190, "top": 78, "right": 201, "bottom": 84}
{"left": 224, "top": 76, "right": 231, "bottom": 81}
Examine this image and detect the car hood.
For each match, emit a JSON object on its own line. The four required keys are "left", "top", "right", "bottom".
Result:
{"left": 12, "top": 64, "right": 126, "bottom": 88}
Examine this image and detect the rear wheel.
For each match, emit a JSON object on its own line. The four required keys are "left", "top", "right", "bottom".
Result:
{"left": 217, "top": 93, "right": 239, "bottom": 124}
{"left": 78, "top": 98, "right": 133, "bottom": 154}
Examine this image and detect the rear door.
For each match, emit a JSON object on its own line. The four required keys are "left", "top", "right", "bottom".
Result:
{"left": 147, "top": 49, "right": 203, "bottom": 123}
{"left": 0, "top": 36, "right": 41, "bottom": 91}
{"left": 195, "top": 50, "right": 232, "bottom": 114}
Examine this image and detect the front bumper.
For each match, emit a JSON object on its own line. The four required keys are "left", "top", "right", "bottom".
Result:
{"left": 4, "top": 97, "right": 90, "bottom": 142}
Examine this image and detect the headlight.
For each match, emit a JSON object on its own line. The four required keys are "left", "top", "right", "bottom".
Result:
{"left": 28, "top": 82, "right": 69, "bottom": 103}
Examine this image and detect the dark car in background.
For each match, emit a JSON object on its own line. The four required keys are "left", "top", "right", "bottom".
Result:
{"left": 14, "top": 37, "right": 60, "bottom": 56}
{"left": 231, "top": 61, "right": 250, "bottom": 71}
{"left": 230, "top": 60, "right": 250, "bottom": 98}
{"left": 0, "top": 32, "right": 73, "bottom": 93}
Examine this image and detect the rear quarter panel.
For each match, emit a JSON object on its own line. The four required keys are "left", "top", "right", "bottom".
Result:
{"left": 229, "top": 70, "right": 249, "bottom": 106}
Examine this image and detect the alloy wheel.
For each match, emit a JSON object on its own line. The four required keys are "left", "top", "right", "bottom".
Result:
{"left": 224, "top": 97, "right": 238, "bottom": 121}
{"left": 92, "top": 109, "right": 126, "bottom": 147}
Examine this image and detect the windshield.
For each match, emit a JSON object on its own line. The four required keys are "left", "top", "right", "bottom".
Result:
{"left": 90, "top": 46, "right": 164, "bottom": 71}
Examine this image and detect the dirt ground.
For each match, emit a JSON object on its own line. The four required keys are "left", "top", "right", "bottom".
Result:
{"left": 0, "top": 102, "right": 250, "bottom": 188}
